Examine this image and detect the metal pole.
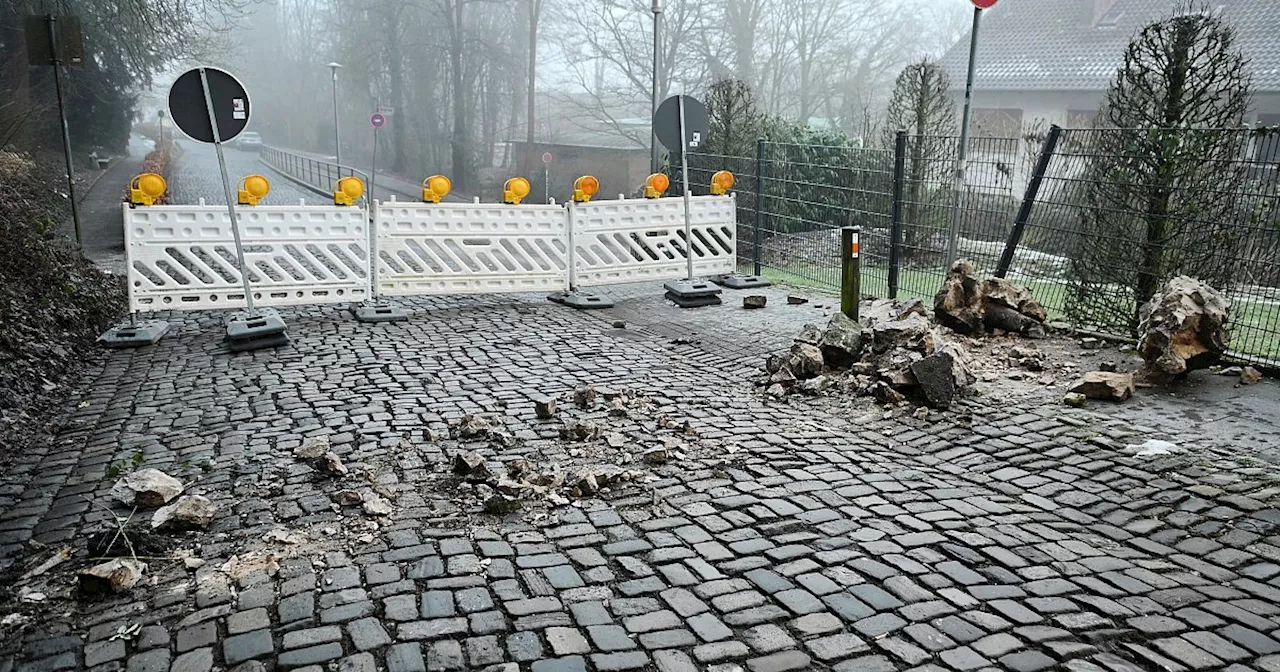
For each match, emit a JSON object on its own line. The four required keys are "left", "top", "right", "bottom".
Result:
{"left": 370, "top": 124, "right": 380, "bottom": 302}
{"left": 889, "top": 130, "right": 907, "bottom": 299}
{"left": 47, "top": 16, "right": 82, "bottom": 249}
{"left": 544, "top": 165, "right": 549, "bottom": 204}
{"left": 650, "top": 0, "right": 662, "bottom": 174}
{"left": 754, "top": 137, "right": 764, "bottom": 277}
{"left": 567, "top": 200, "right": 577, "bottom": 292}
{"left": 199, "top": 67, "right": 257, "bottom": 316}
{"left": 678, "top": 95, "right": 694, "bottom": 281}
{"left": 996, "top": 124, "right": 1063, "bottom": 278}
{"left": 329, "top": 64, "right": 342, "bottom": 168}
{"left": 841, "top": 226, "right": 861, "bottom": 321}
{"left": 947, "top": 7, "right": 983, "bottom": 264}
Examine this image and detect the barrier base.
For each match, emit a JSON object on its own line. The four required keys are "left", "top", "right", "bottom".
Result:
{"left": 547, "top": 290, "right": 614, "bottom": 310}
{"left": 98, "top": 320, "right": 170, "bottom": 348}
{"left": 226, "top": 309, "right": 289, "bottom": 352}
{"left": 664, "top": 279, "right": 722, "bottom": 308}
{"left": 352, "top": 303, "right": 410, "bottom": 323}
{"left": 711, "top": 273, "right": 772, "bottom": 290}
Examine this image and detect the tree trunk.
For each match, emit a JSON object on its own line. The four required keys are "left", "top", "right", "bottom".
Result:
{"left": 386, "top": 10, "right": 407, "bottom": 173}
{"left": 523, "top": 0, "right": 540, "bottom": 178}
{"left": 446, "top": 0, "right": 473, "bottom": 188}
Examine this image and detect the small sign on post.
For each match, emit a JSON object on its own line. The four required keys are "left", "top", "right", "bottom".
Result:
{"left": 542, "top": 152, "right": 553, "bottom": 165}
{"left": 370, "top": 112, "right": 386, "bottom": 128}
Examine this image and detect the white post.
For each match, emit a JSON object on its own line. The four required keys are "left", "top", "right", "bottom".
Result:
{"left": 678, "top": 95, "right": 694, "bottom": 281}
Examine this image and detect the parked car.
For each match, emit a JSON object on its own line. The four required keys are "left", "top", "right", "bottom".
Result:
{"left": 235, "top": 131, "right": 263, "bottom": 151}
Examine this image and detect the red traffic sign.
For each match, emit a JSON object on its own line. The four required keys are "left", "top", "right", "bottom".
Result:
{"left": 370, "top": 112, "right": 386, "bottom": 128}
{"left": 541, "top": 152, "right": 553, "bottom": 164}
{"left": 971, "top": 0, "right": 997, "bottom": 7}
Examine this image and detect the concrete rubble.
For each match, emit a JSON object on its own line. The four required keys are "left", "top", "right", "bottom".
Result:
{"left": 109, "top": 468, "right": 184, "bottom": 508}
{"left": 78, "top": 558, "right": 146, "bottom": 595}
{"left": 150, "top": 495, "right": 217, "bottom": 531}
{"left": 1138, "top": 275, "right": 1231, "bottom": 382}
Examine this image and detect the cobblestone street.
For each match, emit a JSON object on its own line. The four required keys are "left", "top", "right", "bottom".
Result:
{"left": 2, "top": 283, "right": 1279, "bottom": 672}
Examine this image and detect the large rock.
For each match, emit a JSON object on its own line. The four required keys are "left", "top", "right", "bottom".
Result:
{"left": 983, "top": 277, "right": 1048, "bottom": 323}
{"left": 787, "top": 343, "right": 824, "bottom": 379}
{"left": 110, "top": 469, "right": 184, "bottom": 508}
{"left": 818, "top": 313, "right": 865, "bottom": 368}
{"left": 1068, "top": 371, "right": 1135, "bottom": 401}
{"left": 79, "top": 559, "right": 146, "bottom": 594}
{"left": 1137, "top": 276, "right": 1231, "bottom": 381}
{"left": 933, "top": 260, "right": 984, "bottom": 334}
{"left": 909, "top": 340, "right": 973, "bottom": 409}
{"left": 869, "top": 312, "right": 934, "bottom": 355}
{"left": 151, "top": 495, "right": 217, "bottom": 531}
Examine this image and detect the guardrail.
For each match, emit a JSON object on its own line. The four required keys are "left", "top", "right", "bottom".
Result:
{"left": 260, "top": 145, "right": 370, "bottom": 199}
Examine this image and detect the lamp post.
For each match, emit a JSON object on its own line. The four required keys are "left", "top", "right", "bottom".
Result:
{"left": 650, "top": 0, "right": 661, "bottom": 174}
{"left": 327, "top": 62, "right": 342, "bottom": 167}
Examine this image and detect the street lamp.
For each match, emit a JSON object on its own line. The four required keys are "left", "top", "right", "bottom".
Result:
{"left": 327, "top": 62, "right": 342, "bottom": 167}
{"left": 650, "top": 0, "right": 661, "bottom": 174}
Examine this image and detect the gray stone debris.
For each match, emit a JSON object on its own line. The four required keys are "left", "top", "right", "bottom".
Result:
{"left": 1137, "top": 276, "right": 1231, "bottom": 382}
{"left": 1068, "top": 371, "right": 1135, "bottom": 402}
{"left": 151, "top": 495, "right": 217, "bottom": 531}
{"left": 454, "top": 414, "right": 494, "bottom": 439}
{"left": 110, "top": 468, "right": 184, "bottom": 508}
{"left": 559, "top": 419, "right": 601, "bottom": 442}
{"left": 573, "top": 384, "right": 597, "bottom": 408}
{"left": 78, "top": 558, "right": 146, "bottom": 595}
{"left": 332, "top": 489, "right": 363, "bottom": 506}
{"left": 452, "top": 451, "right": 491, "bottom": 481}
{"left": 934, "top": 260, "right": 1047, "bottom": 338}
{"left": 318, "top": 451, "right": 349, "bottom": 477}
{"left": 294, "top": 435, "right": 331, "bottom": 460}
{"left": 534, "top": 396, "right": 557, "bottom": 419}
{"left": 361, "top": 494, "right": 393, "bottom": 517}
{"left": 743, "top": 295, "right": 767, "bottom": 309}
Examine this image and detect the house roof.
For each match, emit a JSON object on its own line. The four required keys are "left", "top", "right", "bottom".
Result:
{"left": 940, "top": 0, "right": 1280, "bottom": 93}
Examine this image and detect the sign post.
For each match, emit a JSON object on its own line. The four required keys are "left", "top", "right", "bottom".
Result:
{"left": 653, "top": 94, "right": 720, "bottom": 307}
{"left": 352, "top": 111, "right": 408, "bottom": 323}
{"left": 542, "top": 151, "right": 552, "bottom": 203}
{"left": 26, "top": 15, "right": 84, "bottom": 248}
{"left": 169, "top": 66, "right": 288, "bottom": 351}
{"left": 947, "top": 0, "right": 998, "bottom": 265}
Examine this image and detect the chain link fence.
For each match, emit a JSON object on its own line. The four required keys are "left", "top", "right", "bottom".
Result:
{"left": 677, "top": 125, "right": 1280, "bottom": 367}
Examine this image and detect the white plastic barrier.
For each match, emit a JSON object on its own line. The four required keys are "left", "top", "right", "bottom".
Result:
{"left": 571, "top": 194, "right": 737, "bottom": 287}
{"left": 124, "top": 203, "right": 371, "bottom": 312}
{"left": 375, "top": 201, "right": 567, "bottom": 295}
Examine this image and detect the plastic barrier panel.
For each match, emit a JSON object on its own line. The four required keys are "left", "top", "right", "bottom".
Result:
{"left": 125, "top": 203, "right": 371, "bottom": 312}
{"left": 375, "top": 201, "right": 567, "bottom": 295}
{"left": 572, "top": 195, "right": 737, "bottom": 287}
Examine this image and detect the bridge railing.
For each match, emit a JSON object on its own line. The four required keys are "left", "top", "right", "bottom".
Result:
{"left": 260, "top": 145, "right": 370, "bottom": 199}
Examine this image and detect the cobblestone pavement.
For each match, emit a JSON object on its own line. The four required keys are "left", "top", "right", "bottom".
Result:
{"left": 171, "top": 141, "right": 316, "bottom": 205}
{"left": 2, "top": 283, "right": 1280, "bottom": 672}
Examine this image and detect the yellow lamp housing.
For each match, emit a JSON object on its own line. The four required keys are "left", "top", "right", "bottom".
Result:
{"left": 573, "top": 175, "right": 600, "bottom": 203}
{"left": 711, "top": 170, "right": 736, "bottom": 195}
{"left": 334, "top": 176, "right": 365, "bottom": 206}
{"left": 129, "top": 173, "right": 167, "bottom": 206}
{"left": 237, "top": 174, "right": 271, "bottom": 205}
{"left": 643, "top": 173, "right": 670, "bottom": 199}
{"left": 422, "top": 174, "right": 452, "bottom": 203}
{"left": 503, "top": 177, "right": 531, "bottom": 205}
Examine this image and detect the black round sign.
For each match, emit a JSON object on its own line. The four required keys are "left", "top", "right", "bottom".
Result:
{"left": 654, "top": 95, "right": 709, "bottom": 158}
{"left": 168, "top": 67, "right": 251, "bottom": 143}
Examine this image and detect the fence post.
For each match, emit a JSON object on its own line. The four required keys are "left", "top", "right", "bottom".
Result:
{"left": 889, "top": 130, "right": 907, "bottom": 299}
{"left": 996, "top": 124, "right": 1063, "bottom": 278}
{"left": 754, "top": 137, "right": 765, "bottom": 276}
{"left": 841, "top": 226, "right": 861, "bottom": 321}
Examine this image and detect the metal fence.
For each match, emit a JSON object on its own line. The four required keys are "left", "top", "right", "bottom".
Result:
{"left": 261, "top": 146, "right": 369, "bottom": 198}
{"left": 677, "top": 126, "right": 1280, "bottom": 367}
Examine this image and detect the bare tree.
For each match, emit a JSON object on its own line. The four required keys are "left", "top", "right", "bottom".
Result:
{"left": 885, "top": 59, "right": 956, "bottom": 258}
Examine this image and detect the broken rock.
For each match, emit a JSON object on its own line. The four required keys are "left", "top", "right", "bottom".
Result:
{"left": 318, "top": 452, "right": 349, "bottom": 477}
{"left": 1137, "top": 276, "right": 1231, "bottom": 382}
{"left": 818, "top": 312, "right": 865, "bottom": 368}
{"left": 333, "top": 489, "right": 363, "bottom": 506}
{"left": 151, "top": 495, "right": 217, "bottom": 531}
{"left": 79, "top": 559, "right": 146, "bottom": 595}
{"left": 110, "top": 468, "right": 184, "bottom": 508}
{"left": 484, "top": 494, "right": 523, "bottom": 514}
{"left": 787, "top": 343, "right": 824, "bottom": 379}
{"left": 933, "top": 259, "right": 984, "bottom": 334}
{"left": 1241, "top": 366, "right": 1262, "bottom": 385}
{"left": 573, "top": 385, "right": 597, "bottom": 408}
{"left": 534, "top": 397, "right": 558, "bottom": 419}
{"left": 1068, "top": 371, "right": 1135, "bottom": 402}
{"left": 560, "top": 419, "right": 601, "bottom": 442}
{"left": 452, "top": 452, "right": 491, "bottom": 481}
{"left": 455, "top": 414, "right": 493, "bottom": 439}
{"left": 294, "top": 435, "right": 331, "bottom": 460}
{"left": 743, "top": 295, "right": 767, "bottom": 309}
{"left": 362, "top": 494, "right": 393, "bottom": 517}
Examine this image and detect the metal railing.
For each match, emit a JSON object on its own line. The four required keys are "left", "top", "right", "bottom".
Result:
{"left": 677, "top": 126, "right": 1280, "bottom": 367}
{"left": 260, "top": 145, "right": 370, "bottom": 200}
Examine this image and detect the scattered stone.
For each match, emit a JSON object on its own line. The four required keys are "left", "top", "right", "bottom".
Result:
{"left": 787, "top": 343, "right": 825, "bottom": 380}
{"left": 1062, "top": 392, "right": 1087, "bottom": 408}
{"left": 560, "top": 420, "right": 601, "bottom": 442}
{"left": 1068, "top": 371, "right": 1135, "bottom": 402}
{"left": 933, "top": 260, "right": 1046, "bottom": 337}
{"left": 484, "top": 495, "right": 523, "bottom": 515}
{"left": 574, "top": 385, "right": 597, "bottom": 408}
{"left": 1098, "top": 361, "right": 1118, "bottom": 372}
{"left": 294, "top": 436, "right": 331, "bottom": 460}
{"left": 787, "top": 296, "right": 809, "bottom": 305}
{"left": 911, "top": 349, "right": 968, "bottom": 409}
{"left": 110, "top": 469, "right": 184, "bottom": 508}
{"left": 452, "top": 452, "right": 492, "bottom": 481}
{"left": 455, "top": 414, "right": 493, "bottom": 439}
{"left": 151, "top": 495, "right": 217, "bottom": 531}
{"left": 79, "top": 559, "right": 146, "bottom": 595}
{"left": 642, "top": 448, "right": 670, "bottom": 465}
{"left": 934, "top": 260, "right": 984, "bottom": 334}
{"left": 1137, "top": 276, "right": 1230, "bottom": 382}
{"left": 744, "top": 296, "right": 767, "bottom": 309}
{"left": 318, "top": 452, "right": 348, "bottom": 477}
{"left": 535, "top": 397, "right": 558, "bottom": 419}
{"left": 361, "top": 494, "right": 393, "bottom": 517}
{"left": 1240, "top": 366, "right": 1262, "bottom": 385}
{"left": 612, "top": 321, "right": 626, "bottom": 329}
{"left": 818, "top": 313, "right": 865, "bottom": 368}
{"left": 1080, "top": 337, "right": 1102, "bottom": 349}
{"left": 333, "top": 490, "right": 363, "bottom": 506}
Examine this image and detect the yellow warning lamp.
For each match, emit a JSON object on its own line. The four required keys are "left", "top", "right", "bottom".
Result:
{"left": 422, "top": 175, "right": 452, "bottom": 203}
{"left": 334, "top": 176, "right": 365, "bottom": 206}
{"left": 129, "top": 173, "right": 167, "bottom": 206}
{"left": 643, "top": 173, "right": 670, "bottom": 199}
{"left": 710, "top": 170, "right": 736, "bottom": 195}
{"left": 503, "top": 177, "right": 531, "bottom": 205}
{"left": 237, "top": 174, "right": 271, "bottom": 205}
{"left": 572, "top": 175, "right": 600, "bottom": 203}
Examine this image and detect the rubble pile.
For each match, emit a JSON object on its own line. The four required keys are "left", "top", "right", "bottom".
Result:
{"left": 934, "top": 259, "right": 1049, "bottom": 338}
{"left": 762, "top": 298, "right": 973, "bottom": 409}
{"left": 1138, "top": 275, "right": 1231, "bottom": 382}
